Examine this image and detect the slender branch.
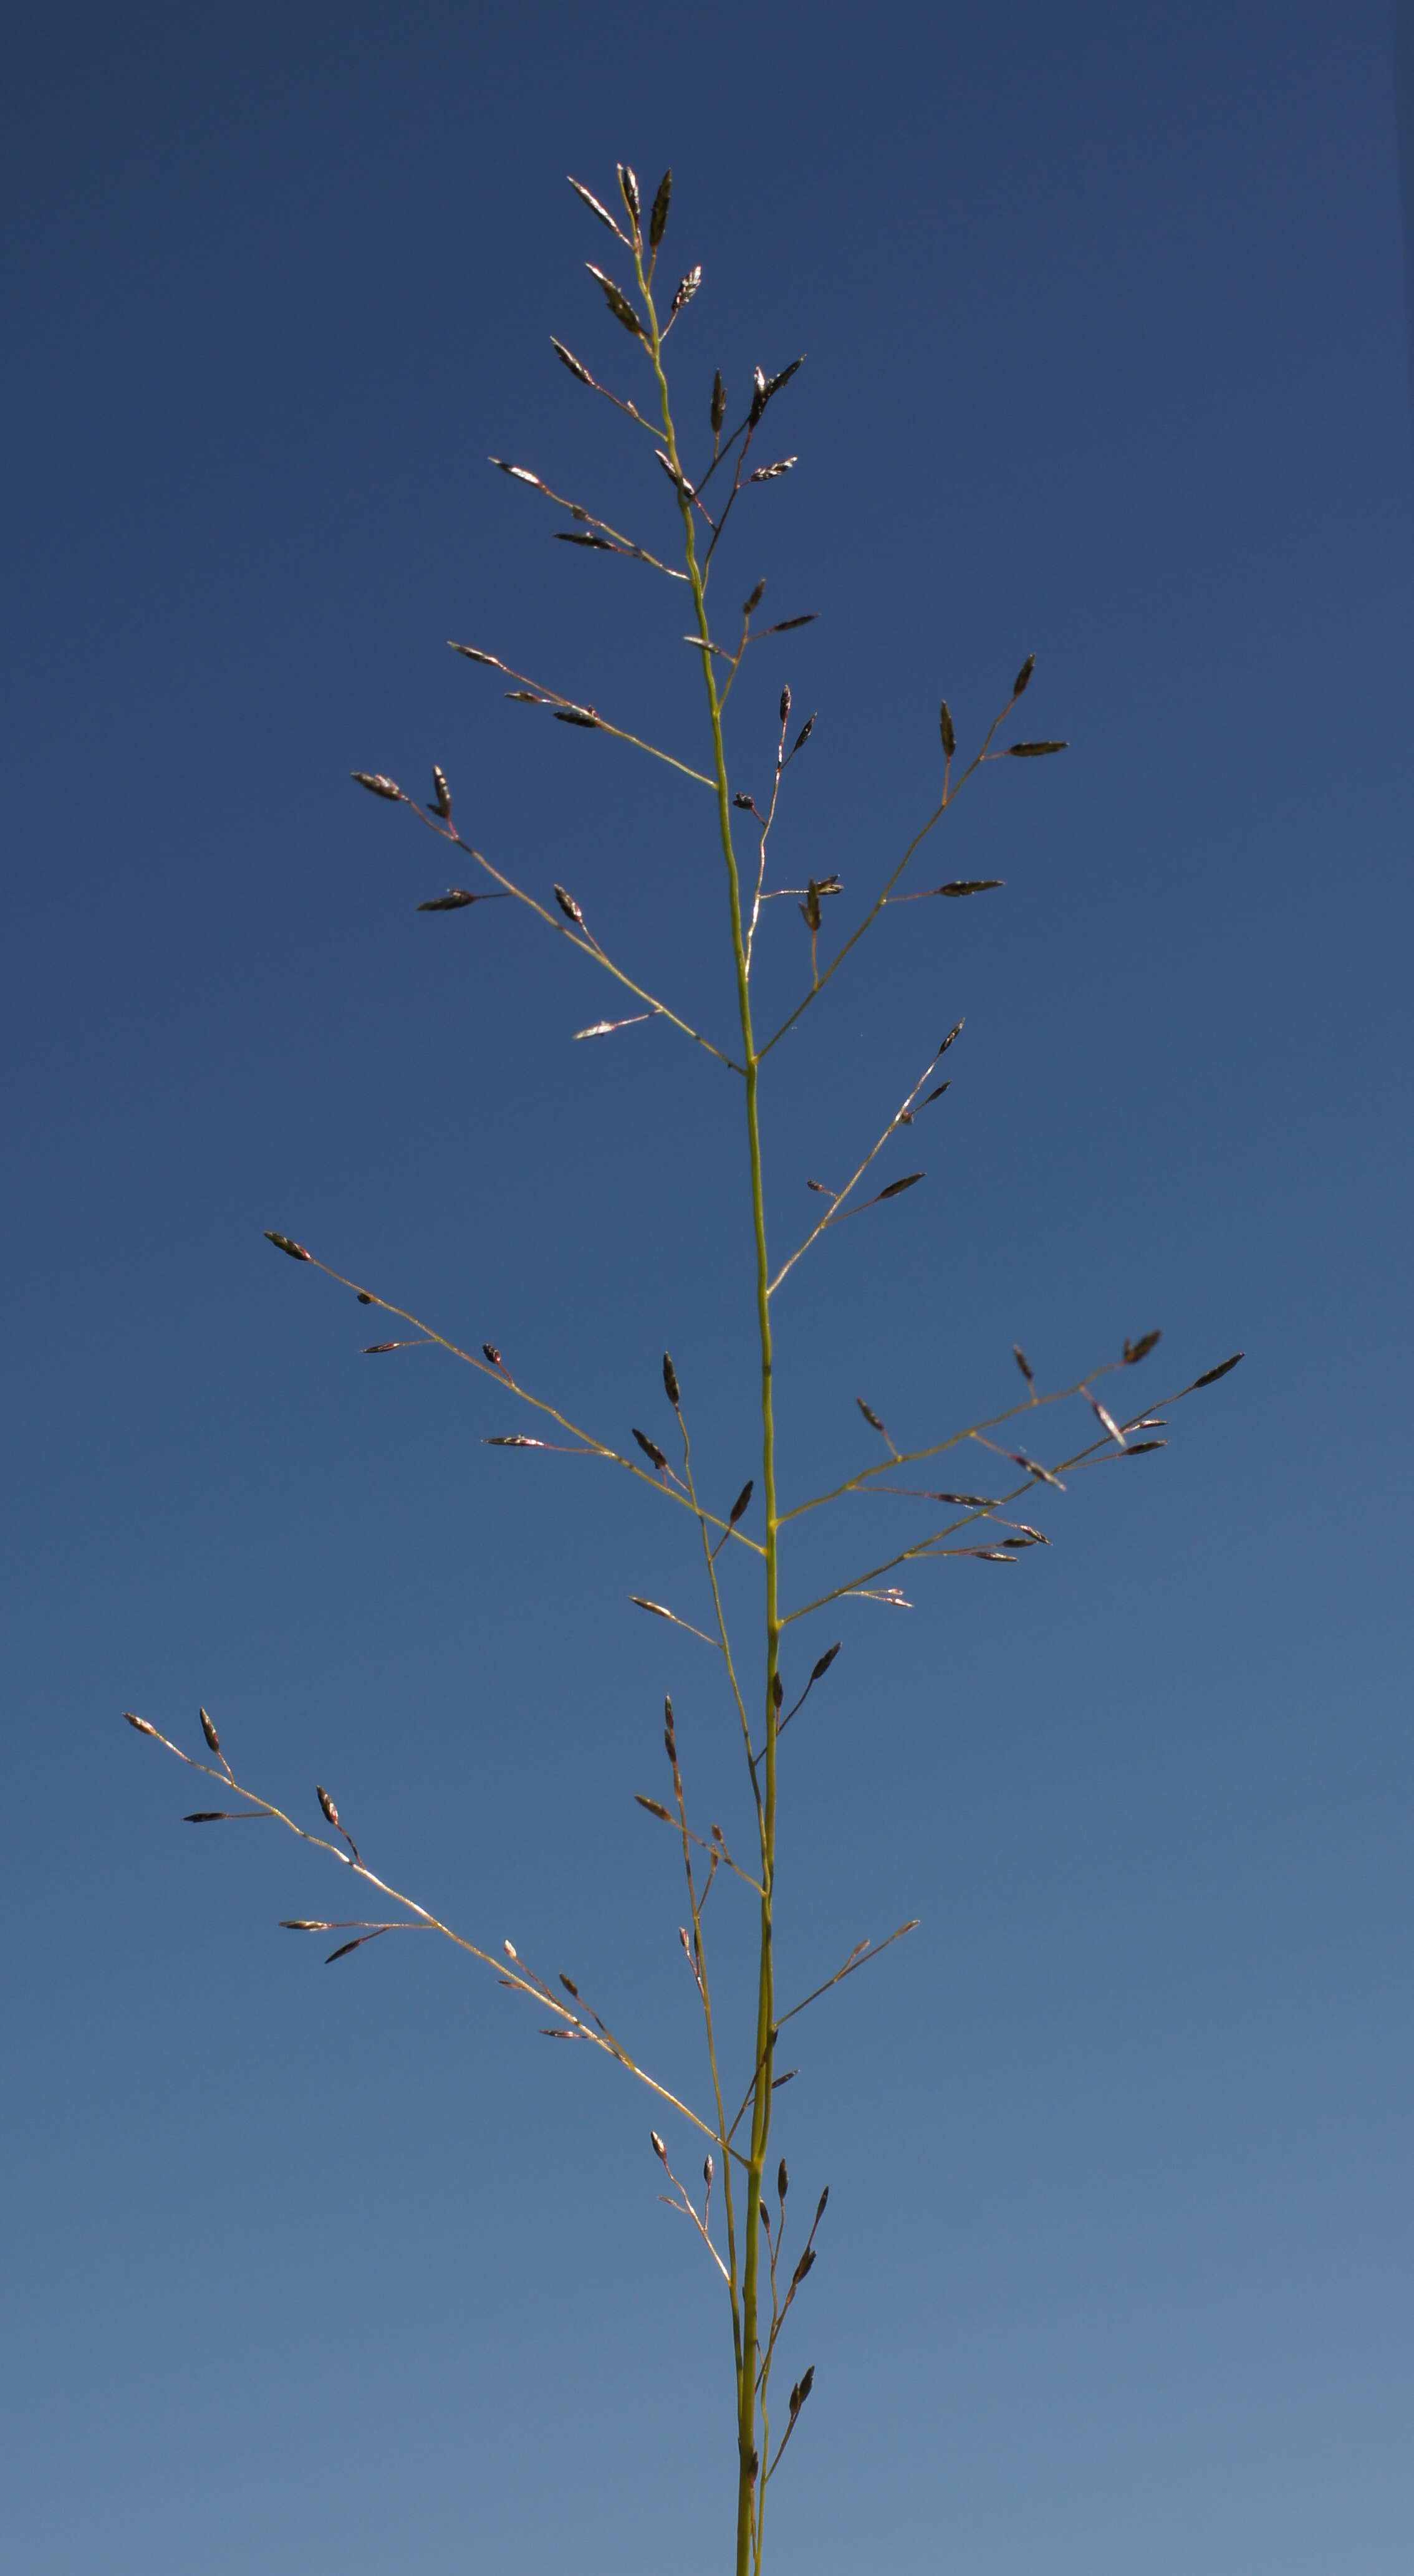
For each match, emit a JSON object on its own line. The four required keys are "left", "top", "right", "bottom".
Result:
{"left": 398, "top": 795, "right": 743, "bottom": 1075}
{"left": 285, "top": 1246, "right": 765, "bottom": 1557}
{"left": 124, "top": 1720, "right": 731, "bottom": 2152}
{"left": 450, "top": 643, "right": 718, "bottom": 790}
{"left": 756, "top": 692, "right": 1023, "bottom": 1063}
{"left": 767, "top": 1048, "right": 942, "bottom": 1296}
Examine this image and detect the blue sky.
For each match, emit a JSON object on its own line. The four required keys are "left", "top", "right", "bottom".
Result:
{"left": 3, "top": 5, "right": 1411, "bottom": 2571}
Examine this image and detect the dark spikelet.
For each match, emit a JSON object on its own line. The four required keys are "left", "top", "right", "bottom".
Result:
{"left": 360, "top": 1342, "right": 399, "bottom": 1354}
{"left": 937, "top": 1018, "right": 964, "bottom": 1056}
{"left": 712, "top": 372, "right": 728, "bottom": 437}
{"left": 742, "top": 575, "right": 766, "bottom": 614}
{"left": 729, "top": 1479, "right": 754, "bottom": 1525}
{"left": 772, "top": 1671, "right": 784, "bottom": 1710}
{"left": 924, "top": 1081, "right": 951, "bottom": 1104}
{"left": 704, "top": 2153, "right": 714, "bottom": 2185}
{"left": 930, "top": 1491, "right": 998, "bottom": 1508}
{"left": 650, "top": 2128, "right": 668, "bottom": 2163}
{"left": 483, "top": 1343, "right": 503, "bottom": 1366}
{"left": 357, "top": 1291, "right": 373, "bottom": 1304}
{"left": 280, "top": 1920, "right": 332, "bottom": 1932}
{"left": 662, "top": 1352, "right": 681, "bottom": 1406}
{"left": 1009, "top": 1452, "right": 1066, "bottom": 1490}
{"left": 878, "top": 1172, "right": 924, "bottom": 1199}
{"left": 648, "top": 169, "right": 672, "bottom": 249}
{"left": 779, "top": 684, "right": 791, "bottom": 727}
{"left": 1190, "top": 1352, "right": 1244, "bottom": 1389}
{"left": 1122, "top": 1438, "right": 1167, "bottom": 1454}
{"left": 554, "top": 531, "right": 615, "bottom": 550}
{"left": 316, "top": 1784, "right": 340, "bottom": 1828}
{"left": 670, "top": 266, "right": 702, "bottom": 318}
{"left": 1005, "top": 739, "right": 1068, "bottom": 757}
{"left": 938, "top": 878, "right": 1004, "bottom": 897}
{"left": 183, "top": 1810, "right": 234, "bottom": 1823}
{"left": 485, "top": 1434, "right": 546, "bottom": 1448}
{"left": 857, "top": 1397, "right": 887, "bottom": 1432}
{"left": 567, "top": 176, "right": 630, "bottom": 244}
{"left": 552, "top": 707, "right": 601, "bottom": 730}
{"left": 430, "top": 764, "right": 452, "bottom": 818}
{"left": 350, "top": 771, "right": 402, "bottom": 800}
{"left": 617, "top": 164, "right": 641, "bottom": 233}
{"left": 800, "top": 881, "right": 822, "bottom": 933}
{"left": 325, "top": 1937, "right": 372, "bottom": 1964}
{"left": 1013, "top": 1344, "right": 1034, "bottom": 1388}
{"left": 777, "top": 2158, "right": 789, "bottom": 2202}
{"left": 791, "top": 2246, "right": 817, "bottom": 2288}
{"left": 732, "top": 792, "right": 756, "bottom": 810}
{"left": 554, "top": 883, "right": 585, "bottom": 924}
{"left": 560, "top": 1972, "right": 579, "bottom": 1997}
{"left": 586, "top": 263, "right": 644, "bottom": 337}
{"left": 264, "top": 1230, "right": 311, "bottom": 1260}
{"left": 416, "top": 889, "right": 478, "bottom": 911}
{"left": 764, "top": 613, "right": 818, "bottom": 633}
{"left": 1123, "top": 1329, "right": 1162, "bottom": 1364}
{"left": 810, "top": 1642, "right": 840, "bottom": 1683}
{"left": 792, "top": 715, "right": 815, "bottom": 753}
{"left": 748, "top": 456, "right": 797, "bottom": 482}
{"left": 940, "top": 701, "right": 957, "bottom": 760}
{"left": 199, "top": 1706, "right": 221, "bottom": 1754}
{"left": 550, "top": 337, "right": 595, "bottom": 385}
{"left": 448, "top": 641, "right": 506, "bottom": 668}
{"left": 633, "top": 1427, "right": 669, "bottom": 1471}
{"left": 1012, "top": 652, "right": 1036, "bottom": 696}
{"left": 636, "top": 1795, "right": 673, "bottom": 1822}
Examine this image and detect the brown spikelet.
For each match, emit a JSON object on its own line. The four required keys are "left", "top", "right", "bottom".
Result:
{"left": 648, "top": 170, "right": 672, "bottom": 249}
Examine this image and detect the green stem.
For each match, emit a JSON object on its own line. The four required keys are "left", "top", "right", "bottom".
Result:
{"left": 638, "top": 252, "right": 780, "bottom": 2576}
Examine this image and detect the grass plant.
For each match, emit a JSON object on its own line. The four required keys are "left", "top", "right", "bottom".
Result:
{"left": 125, "top": 160, "right": 1241, "bottom": 2575}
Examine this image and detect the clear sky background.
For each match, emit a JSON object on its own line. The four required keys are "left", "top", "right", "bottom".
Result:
{"left": 4, "top": 5, "right": 1411, "bottom": 2572}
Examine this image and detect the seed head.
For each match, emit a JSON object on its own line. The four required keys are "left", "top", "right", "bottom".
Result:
{"left": 554, "top": 884, "right": 585, "bottom": 925}
{"left": 1013, "top": 652, "right": 1036, "bottom": 696}
{"left": 650, "top": 2129, "right": 668, "bottom": 2165}
{"left": 648, "top": 169, "right": 672, "bottom": 249}
{"left": 264, "top": 1230, "right": 310, "bottom": 1261}
{"left": 550, "top": 337, "right": 594, "bottom": 386}
{"left": 728, "top": 1479, "right": 754, "bottom": 1526}
{"left": 430, "top": 764, "right": 452, "bottom": 818}
{"left": 350, "top": 771, "right": 402, "bottom": 801}
{"left": 662, "top": 1351, "right": 681, "bottom": 1406}
{"left": 711, "top": 371, "right": 727, "bottom": 438}
{"left": 199, "top": 1707, "right": 221, "bottom": 1754}
{"left": 617, "top": 165, "right": 641, "bottom": 234}
{"left": 316, "top": 1784, "right": 339, "bottom": 1829}
{"left": 940, "top": 701, "right": 956, "bottom": 760}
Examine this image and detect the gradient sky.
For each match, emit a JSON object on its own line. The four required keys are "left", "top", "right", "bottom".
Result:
{"left": 4, "top": 6, "right": 1412, "bottom": 2572}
